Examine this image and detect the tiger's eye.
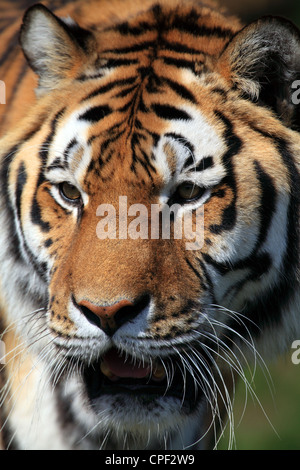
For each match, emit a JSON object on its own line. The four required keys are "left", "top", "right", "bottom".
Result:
{"left": 176, "top": 182, "right": 203, "bottom": 201}
{"left": 59, "top": 182, "right": 81, "bottom": 201}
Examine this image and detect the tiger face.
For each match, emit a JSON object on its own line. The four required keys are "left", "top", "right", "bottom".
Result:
{"left": 1, "top": 0, "right": 300, "bottom": 450}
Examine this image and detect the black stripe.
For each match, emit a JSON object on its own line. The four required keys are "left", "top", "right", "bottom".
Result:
{"left": 276, "top": 138, "right": 300, "bottom": 289}
{"left": 103, "top": 40, "right": 156, "bottom": 55}
{"left": 202, "top": 253, "right": 230, "bottom": 276}
{"left": 152, "top": 104, "right": 191, "bottom": 121}
{"left": 222, "top": 253, "right": 272, "bottom": 303}
{"left": 145, "top": 72, "right": 162, "bottom": 94}
{"left": 102, "top": 130, "right": 126, "bottom": 154}
{"left": 211, "top": 87, "right": 227, "bottom": 98}
{"left": 163, "top": 77, "right": 197, "bottom": 103}
{"left": 53, "top": 381, "right": 77, "bottom": 436}
{"left": 253, "top": 160, "right": 277, "bottom": 249}
{"left": 135, "top": 155, "right": 155, "bottom": 180}
{"left": 30, "top": 172, "right": 51, "bottom": 233}
{"left": 138, "top": 93, "right": 150, "bottom": 113}
{"left": 130, "top": 133, "right": 155, "bottom": 180}
{"left": 198, "top": 258, "right": 216, "bottom": 302}
{"left": 119, "top": 100, "right": 133, "bottom": 113}
{"left": 15, "top": 162, "right": 27, "bottom": 222}
{"left": 47, "top": 157, "right": 65, "bottom": 171}
{"left": 202, "top": 252, "right": 272, "bottom": 278}
{"left": 29, "top": 108, "right": 66, "bottom": 233}
{"left": 116, "top": 21, "right": 155, "bottom": 36}
{"left": 211, "top": 188, "right": 225, "bottom": 198}
{"left": 88, "top": 119, "right": 127, "bottom": 144}
{"left": 44, "top": 238, "right": 53, "bottom": 248}
{"left": 139, "top": 148, "right": 157, "bottom": 175}
{"left": 79, "top": 105, "right": 112, "bottom": 122}
{"left": 86, "top": 130, "right": 127, "bottom": 177}
{"left": 161, "top": 39, "right": 209, "bottom": 56}
{"left": 209, "top": 111, "right": 241, "bottom": 234}
{"left": 115, "top": 85, "right": 138, "bottom": 98}
{"left": 0, "top": 129, "right": 41, "bottom": 263}
{"left": 165, "top": 133, "right": 195, "bottom": 163}
{"left": 182, "top": 155, "right": 194, "bottom": 170}
{"left": 163, "top": 132, "right": 196, "bottom": 171}
{"left": 171, "top": 14, "right": 233, "bottom": 39}
{"left": 144, "top": 0, "right": 228, "bottom": 51}
{"left": 103, "top": 58, "right": 139, "bottom": 69}
{"left": 82, "top": 77, "right": 136, "bottom": 102}
{"left": 149, "top": 130, "right": 160, "bottom": 148}
{"left": 192, "top": 156, "right": 214, "bottom": 172}
{"left": 64, "top": 138, "right": 78, "bottom": 166}
{"left": 2, "top": 148, "right": 50, "bottom": 281}
{"left": 185, "top": 257, "right": 206, "bottom": 290}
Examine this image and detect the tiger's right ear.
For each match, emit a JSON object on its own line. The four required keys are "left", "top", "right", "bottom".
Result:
{"left": 20, "top": 3, "right": 94, "bottom": 94}
{"left": 218, "top": 16, "right": 300, "bottom": 131}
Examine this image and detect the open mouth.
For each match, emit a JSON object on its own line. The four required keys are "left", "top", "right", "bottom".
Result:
{"left": 82, "top": 347, "right": 203, "bottom": 410}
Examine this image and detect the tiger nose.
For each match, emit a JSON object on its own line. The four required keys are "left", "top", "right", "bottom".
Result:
{"left": 78, "top": 298, "right": 135, "bottom": 335}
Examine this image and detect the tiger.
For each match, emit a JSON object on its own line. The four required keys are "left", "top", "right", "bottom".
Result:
{"left": 0, "top": 0, "right": 300, "bottom": 451}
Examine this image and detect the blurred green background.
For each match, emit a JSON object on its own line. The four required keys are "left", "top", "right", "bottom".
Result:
{"left": 217, "top": 354, "right": 300, "bottom": 450}
{"left": 217, "top": 0, "right": 300, "bottom": 451}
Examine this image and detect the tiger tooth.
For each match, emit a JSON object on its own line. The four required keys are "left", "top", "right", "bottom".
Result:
{"left": 100, "top": 360, "right": 116, "bottom": 379}
{"left": 152, "top": 364, "right": 166, "bottom": 381}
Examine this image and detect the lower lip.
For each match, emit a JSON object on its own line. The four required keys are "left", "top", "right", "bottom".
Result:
{"left": 82, "top": 358, "right": 202, "bottom": 411}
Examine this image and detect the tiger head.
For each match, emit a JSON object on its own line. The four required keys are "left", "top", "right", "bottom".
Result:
{"left": 1, "top": 0, "right": 300, "bottom": 449}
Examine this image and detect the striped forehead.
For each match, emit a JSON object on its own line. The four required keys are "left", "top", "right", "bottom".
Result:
{"left": 46, "top": 97, "right": 226, "bottom": 189}
{"left": 46, "top": 108, "right": 94, "bottom": 183}
{"left": 154, "top": 105, "right": 227, "bottom": 185}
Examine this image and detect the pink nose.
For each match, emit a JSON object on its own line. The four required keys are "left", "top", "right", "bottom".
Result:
{"left": 79, "top": 299, "right": 134, "bottom": 331}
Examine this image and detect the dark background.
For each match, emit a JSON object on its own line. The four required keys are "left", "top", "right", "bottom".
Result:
{"left": 222, "top": 0, "right": 300, "bottom": 25}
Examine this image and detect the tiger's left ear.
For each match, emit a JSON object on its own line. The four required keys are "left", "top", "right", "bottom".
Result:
{"left": 218, "top": 16, "right": 300, "bottom": 131}
{"left": 20, "top": 3, "right": 94, "bottom": 95}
